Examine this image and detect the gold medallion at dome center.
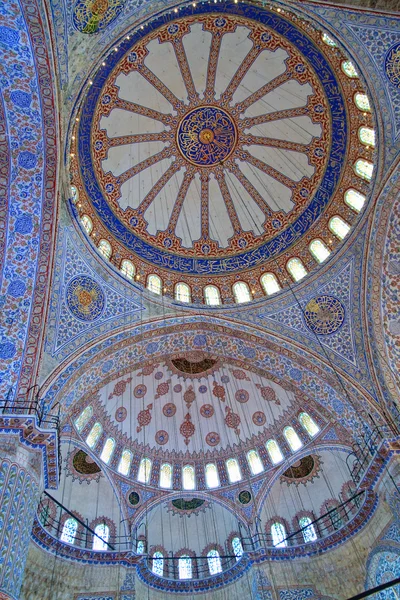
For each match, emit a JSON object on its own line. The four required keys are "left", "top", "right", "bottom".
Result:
{"left": 77, "top": 289, "right": 94, "bottom": 307}
{"left": 199, "top": 128, "right": 214, "bottom": 144}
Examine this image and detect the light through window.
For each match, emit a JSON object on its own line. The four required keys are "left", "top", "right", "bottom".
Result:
{"left": 261, "top": 273, "right": 280, "bottom": 295}
{"left": 93, "top": 523, "right": 109, "bottom": 551}
{"left": 71, "top": 185, "right": 79, "bottom": 204}
{"left": 120, "top": 259, "right": 135, "bottom": 280}
{"left": 207, "top": 549, "right": 222, "bottom": 575}
{"left": 182, "top": 465, "right": 195, "bottom": 490}
{"left": 138, "top": 458, "right": 152, "bottom": 484}
{"left": 152, "top": 551, "right": 164, "bottom": 576}
{"left": 247, "top": 450, "right": 264, "bottom": 475}
{"left": 287, "top": 258, "right": 307, "bottom": 282}
{"left": 358, "top": 127, "right": 375, "bottom": 147}
{"left": 266, "top": 439, "right": 284, "bottom": 465}
{"left": 299, "top": 516, "right": 317, "bottom": 543}
{"left": 118, "top": 449, "right": 132, "bottom": 476}
{"left": 98, "top": 239, "right": 111, "bottom": 259}
{"left": 175, "top": 282, "right": 191, "bottom": 303}
{"left": 354, "top": 159, "right": 373, "bottom": 182}
{"left": 271, "top": 522, "right": 287, "bottom": 548}
{"left": 179, "top": 556, "right": 192, "bottom": 579}
{"left": 81, "top": 215, "right": 92, "bottom": 234}
{"left": 354, "top": 93, "right": 371, "bottom": 112}
{"left": 61, "top": 518, "right": 78, "bottom": 545}
{"left": 100, "top": 438, "right": 115, "bottom": 464}
{"left": 86, "top": 422, "right": 102, "bottom": 449}
{"left": 344, "top": 189, "right": 365, "bottom": 213}
{"left": 137, "top": 540, "right": 145, "bottom": 554}
{"left": 299, "top": 412, "right": 319, "bottom": 437}
{"left": 147, "top": 274, "right": 162, "bottom": 295}
{"left": 226, "top": 458, "right": 241, "bottom": 483}
{"left": 342, "top": 60, "right": 358, "bottom": 78}
{"left": 75, "top": 406, "right": 93, "bottom": 432}
{"left": 309, "top": 239, "right": 330, "bottom": 264}
{"left": 159, "top": 463, "right": 172, "bottom": 489}
{"left": 283, "top": 426, "right": 303, "bottom": 452}
{"left": 204, "top": 285, "right": 221, "bottom": 306}
{"left": 321, "top": 32, "right": 337, "bottom": 47}
{"left": 233, "top": 281, "right": 252, "bottom": 303}
{"left": 329, "top": 216, "right": 350, "bottom": 240}
{"left": 205, "top": 463, "right": 220, "bottom": 489}
{"left": 232, "top": 536, "right": 243, "bottom": 561}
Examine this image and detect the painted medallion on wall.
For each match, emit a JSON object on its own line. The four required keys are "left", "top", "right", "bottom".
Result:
{"left": 73, "top": 0, "right": 126, "bottom": 34}
{"left": 385, "top": 43, "right": 400, "bottom": 88}
{"left": 303, "top": 295, "right": 345, "bottom": 335}
{"left": 66, "top": 275, "right": 105, "bottom": 321}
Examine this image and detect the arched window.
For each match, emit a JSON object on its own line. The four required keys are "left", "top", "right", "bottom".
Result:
{"left": 138, "top": 458, "right": 152, "bottom": 484}
{"left": 354, "top": 159, "right": 373, "bottom": 182}
{"left": 354, "top": 92, "right": 371, "bottom": 112}
{"left": 287, "top": 258, "right": 307, "bottom": 282}
{"left": 75, "top": 406, "right": 93, "bottom": 432}
{"left": 232, "top": 536, "right": 243, "bottom": 561}
{"left": 309, "top": 239, "right": 330, "bottom": 264}
{"left": 261, "top": 273, "right": 280, "bottom": 295}
{"left": 207, "top": 549, "right": 222, "bottom": 575}
{"left": 232, "top": 281, "right": 252, "bottom": 304}
{"left": 147, "top": 274, "right": 162, "bottom": 295}
{"left": 329, "top": 216, "right": 350, "bottom": 240}
{"left": 137, "top": 539, "right": 145, "bottom": 554}
{"left": 266, "top": 439, "right": 284, "bottom": 465}
{"left": 205, "top": 463, "right": 220, "bottom": 489}
{"left": 344, "top": 189, "right": 365, "bottom": 213}
{"left": 283, "top": 426, "right": 303, "bottom": 452}
{"left": 100, "top": 437, "right": 115, "bottom": 464}
{"left": 342, "top": 60, "right": 358, "bottom": 78}
{"left": 118, "top": 449, "right": 132, "bottom": 476}
{"left": 358, "top": 127, "right": 375, "bottom": 148}
{"left": 299, "top": 412, "right": 320, "bottom": 437}
{"left": 80, "top": 214, "right": 92, "bottom": 234}
{"left": 271, "top": 522, "right": 287, "bottom": 548}
{"left": 247, "top": 450, "right": 264, "bottom": 475}
{"left": 159, "top": 463, "right": 172, "bottom": 489}
{"left": 321, "top": 32, "right": 337, "bottom": 47}
{"left": 175, "top": 282, "right": 191, "bottom": 303}
{"left": 93, "top": 523, "right": 109, "bottom": 551}
{"left": 226, "top": 458, "right": 241, "bottom": 483}
{"left": 179, "top": 555, "right": 192, "bottom": 579}
{"left": 204, "top": 285, "right": 221, "bottom": 306}
{"left": 86, "top": 422, "right": 102, "bottom": 449}
{"left": 120, "top": 259, "right": 135, "bottom": 280}
{"left": 98, "top": 239, "right": 112, "bottom": 259}
{"left": 152, "top": 551, "right": 164, "bottom": 576}
{"left": 60, "top": 518, "right": 78, "bottom": 544}
{"left": 71, "top": 185, "right": 79, "bottom": 204}
{"left": 299, "top": 516, "right": 317, "bottom": 543}
{"left": 182, "top": 465, "right": 195, "bottom": 490}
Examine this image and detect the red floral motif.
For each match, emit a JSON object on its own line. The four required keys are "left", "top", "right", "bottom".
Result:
{"left": 155, "top": 430, "right": 169, "bottom": 445}
{"left": 163, "top": 403, "right": 176, "bottom": 417}
{"left": 137, "top": 363, "right": 159, "bottom": 376}
{"left": 252, "top": 411, "right": 266, "bottom": 426}
{"left": 180, "top": 413, "right": 195, "bottom": 445}
{"left": 134, "top": 384, "right": 147, "bottom": 398}
{"left": 184, "top": 385, "right": 196, "bottom": 408}
{"left": 256, "top": 383, "right": 280, "bottom": 405}
{"left": 155, "top": 379, "right": 171, "bottom": 399}
{"left": 115, "top": 406, "right": 127, "bottom": 422}
{"left": 206, "top": 432, "right": 220, "bottom": 446}
{"left": 200, "top": 404, "right": 214, "bottom": 418}
{"left": 235, "top": 389, "right": 249, "bottom": 403}
{"left": 137, "top": 403, "right": 153, "bottom": 433}
{"left": 225, "top": 406, "right": 240, "bottom": 434}
{"left": 212, "top": 380, "right": 225, "bottom": 401}
{"left": 231, "top": 369, "right": 250, "bottom": 381}
{"left": 108, "top": 377, "right": 132, "bottom": 400}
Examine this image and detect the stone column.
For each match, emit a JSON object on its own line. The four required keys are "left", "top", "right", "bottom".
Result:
{"left": 0, "top": 439, "right": 43, "bottom": 600}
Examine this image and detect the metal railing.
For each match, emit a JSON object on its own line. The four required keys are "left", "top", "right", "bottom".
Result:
{"left": 346, "top": 425, "right": 392, "bottom": 485}
{"left": 1, "top": 385, "right": 60, "bottom": 430}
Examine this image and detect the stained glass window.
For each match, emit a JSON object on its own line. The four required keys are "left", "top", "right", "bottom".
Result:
{"left": 179, "top": 556, "right": 192, "bottom": 579}
{"left": 100, "top": 438, "right": 115, "bottom": 464}
{"left": 120, "top": 259, "right": 135, "bottom": 280}
{"left": 159, "top": 463, "right": 172, "bottom": 489}
{"left": 299, "top": 412, "right": 319, "bottom": 437}
{"left": 147, "top": 274, "right": 162, "bottom": 295}
{"left": 182, "top": 465, "right": 196, "bottom": 490}
{"left": 205, "top": 463, "right": 220, "bottom": 489}
{"left": 309, "top": 239, "right": 330, "bottom": 264}
{"left": 207, "top": 549, "right": 222, "bottom": 575}
{"left": 342, "top": 60, "right": 358, "bottom": 78}
{"left": 232, "top": 536, "right": 243, "bottom": 561}
{"left": 75, "top": 406, "right": 93, "bottom": 432}
{"left": 233, "top": 281, "right": 252, "bottom": 304}
{"left": 287, "top": 258, "right": 307, "bottom": 282}
{"left": 354, "top": 159, "right": 373, "bottom": 182}
{"left": 175, "top": 282, "right": 191, "bottom": 303}
{"left": 358, "top": 127, "right": 375, "bottom": 148}
{"left": 204, "top": 285, "right": 221, "bottom": 306}
{"left": 71, "top": 185, "right": 79, "bottom": 204}
{"left": 86, "top": 422, "right": 102, "bottom": 449}
{"left": 118, "top": 449, "right": 132, "bottom": 476}
{"left": 283, "top": 426, "right": 303, "bottom": 452}
{"left": 266, "top": 439, "right": 284, "bottom": 465}
{"left": 329, "top": 216, "right": 351, "bottom": 240}
{"left": 81, "top": 215, "right": 92, "bottom": 234}
{"left": 137, "top": 540, "right": 145, "bottom": 554}
{"left": 152, "top": 551, "right": 164, "bottom": 576}
{"left": 271, "top": 522, "right": 287, "bottom": 548}
{"left": 138, "top": 458, "right": 152, "bottom": 484}
{"left": 93, "top": 523, "right": 109, "bottom": 550}
{"left": 60, "top": 518, "right": 78, "bottom": 544}
{"left": 261, "top": 273, "right": 281, "bottom": 295}
{"left": 226, "top": 458, "right": 242, "bottom": 483}
{"left": 321, "top": 33, "right": 337, "bottom": 47}
{"left": 354, "top": 93, "right": 371, "bottom": 112}
{"left": 247, "top": 450, "right": 264, "bottom": 475}
{"left": 344, "top": 189, "right": 365, "bottom": 213}
{"left": 98, "top": 239, "right": 112, "bottom": 259}
{"left": 299, "top": 516, "right": 317, "bottom": 542}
